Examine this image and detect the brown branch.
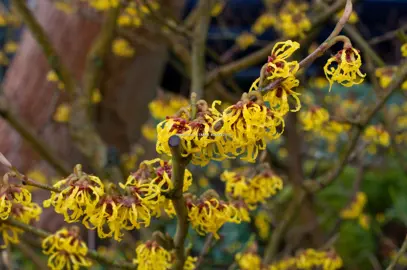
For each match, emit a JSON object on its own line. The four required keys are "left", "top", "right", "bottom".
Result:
{"left": 168, "top": 135, "right": 191, "bottom": 270}
{"left": 82, "top": 4, "right": 121, "bottom": 104}
{"left": 369, "top": 23, "right": 407, "bottom": 45}
{"left": 191, "top": 0, "right": 214, "bottom": 100}
{"left": 194, "top": 234, "right": 214, "bottom": 270}
{"left": 307, "top": 59, "right": 407, "bottom": 192}
{"left": 13, "top": 0, "right": 75, "bottom": 95}
{"left": 4, "top": 217, "right": 136, "bottom": 269}
{"left": 0, "top": 97, "right": 70, "bottom": 176}
{"left": 14, "top": 241, "right": 48, "bottom": 270}
{"left": 205, "top": 0, "right": 352, "bottom": 86}
{"left": 263, "top": 191, "right": 305, "bottom": 264}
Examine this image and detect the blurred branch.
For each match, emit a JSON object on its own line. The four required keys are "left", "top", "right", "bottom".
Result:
{"left": 263, "top": 191, "right": 305, "bottom": 264}
{"left": 0, "top": 98, "right": 70, "bottom": 176}
{"left": 386, "top": 235, "right": 407, "bottom": 270}
{"left": 14, "top": 241, "right": 48, "bottom": 270}
{"left": 191, "top": 0, "right": 214, "bottom": 100}
{"left": 194, "top": 234, "right": 214, "bottom": 270}
{"left": 83, "top": 4, "right": 121, "bottom": 105}
{"left": 4, "top": 217, "right": 136, "bottom": 269}
{"left": 369, "top": 24, "right": 407, "bottom": 45}
{"left": 205, "top": 0, "right": 351, "bottom": 86}
{"left": 13, "top": 0, "right": 75, "bottom": 95}
{"left": 308, "top": 59, "right": 407, "bottom": 192}
{"left": 168, "top": 135, "right": 191, "bottom": 270}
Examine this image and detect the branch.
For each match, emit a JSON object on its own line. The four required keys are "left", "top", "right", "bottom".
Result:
{"left": 168, "top": 135, "right": 190, "bottom": 270}
{"left": 205, "top": 0, "right": 351, "bottom": 86}
{"left": 386, "top": 235, "right": 407, "bottom": 270}
{"left": 13, "top": 0, "right": 75, "bottom": 95}
{"left": 15, "top": 241, "right": 48, "bottom": 270}
{"left": 263, "top": 191, "right": 305, "bottom": 264}
{"left": 369, "top": 23, "right": 407, "bottom": 45}
{"left": 0, "top": 97, "right": 70, "bottom": 176}
{"left": 191, "top": 0, "right": 213, "bottom": 100}
{"left": 307, "top": 59, "right": 407, "bottom": 192}
{"left": 4, "top": 217, "right": 136, "bottom": 269}
{"left": 194, "top": 234, "right": 214, "bottom": 270}
{"left": 82, "top": 4, "right": 121, "bottom": 104}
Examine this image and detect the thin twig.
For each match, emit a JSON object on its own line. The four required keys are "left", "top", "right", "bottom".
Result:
{"left": 194, "top": 234, "right": 214, "bottom": 270}
{"left": 386, "top": 235, "right": 407, "bottom": 270}
{"left": 369, "top": 24, "right": 407, "bottom": 45}
{"left": 14, "top": 241, "right": 48, "bottom": 270}
{"left": 263, "top": 191, "right": 305, "bottom": 264}
{"left": 204, "top": 0, "right": 351, "bottom": 86}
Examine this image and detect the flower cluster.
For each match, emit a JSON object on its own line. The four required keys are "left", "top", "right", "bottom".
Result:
{"left": 236, "top": 32, "right": 257, "bottom": 50}
{"left": 185, "top": 191, "right": 245, "bottom": 239}
{"left": 275, "top": 1, "right": 311, "bottom": 38}
{"left": 299, "top": 106, "right": 330, "bottom": 131}
{"left": 363, "top": 125, "right": 390, "bottom": 154}
{"left": 250, "top": 40, "right": 301, "bottom": 115}
{"left": 149, "top": 94, "right": 189, "bottom": 121}
{"left": 295, "top": 249, "right": 343, "bottom": 270}
{"left": 252, "top": 13, "right": 275, "bottom": 35}
{"left": 44, "top": 161, "right": 192, "bottom": 241}
{"left": 254, "top": 210, "right": 271, "bottom": 240}
{"left": 220, "top": 166, "right": 283, "bottom": 209}
{"left": 324, "top": 47, "right": 366, "bottom": 91}
{"left": 0, "top": 180, "right": 42, "bottom": 247}
{"left": 235, "top": 250, "right": 262, "bottom": 270}
{"left": 42, "top": 227, "right": 92, "bottom": 270}
{"left": 133, "top": 240, "right": 197, "bottom": 270}
{"left": 157, "top": 94, "right": 284, "bottom": 165}
{"left": 340, "top": 192, "right": 370, "bottom": 229}
{"left": 375, "top": 66, "right": 407, "bottom": 89}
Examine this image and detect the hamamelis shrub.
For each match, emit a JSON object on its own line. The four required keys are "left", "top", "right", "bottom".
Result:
{"left": 2, "top": 0, "right": 407, "bottom": 270}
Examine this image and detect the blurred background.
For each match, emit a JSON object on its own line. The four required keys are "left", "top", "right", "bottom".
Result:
{"left": 2, "top": 0, "right": 407, "bottom": 269}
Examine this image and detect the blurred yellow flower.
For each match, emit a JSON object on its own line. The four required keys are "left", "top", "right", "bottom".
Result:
{"left": 236, "top": 32, "right": 257, "bottom": 50}
{"left": 211, "top": 2, "right": 225, "bottom": 17}
{"left": 53, "top": 103, "right": 71, "bottom": 123}
{"left": 91, "top": 88, "right": 102, "bottom": 104}
{"left": 112, "top": 38, "right": 135, "bottom": 57}
{"left": 402, "top": 43, "right": 407, "bottom": 57}
{"left": 340, "top": 192, "right": 367, "bottom": 219}
{"left": 4, "top": 41, "right": 18, "bottom": 54}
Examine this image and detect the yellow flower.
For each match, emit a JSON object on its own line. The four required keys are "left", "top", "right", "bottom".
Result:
{"left": 43, "top": 166, "right": 105, "bottom": 223}
{"left": 255, "top": 210, "right": 271, "bottom": 240}
{"left": 221, "top": 167, "right": 283, "bottom": 208}
{"left": 324, "top": 47, "right": 366, "bottom": 91}
{"left": 112, "top": 38, "right": 135, "bottom": 57}
{"left": 340, "top": 192, "right": 367, "bottom": 219}
{"left": 310, "top": 77, "right": 329, "bottom": 89}
{"left": 91, "top": 88, "right": 102, "bottom": 104}
{"left": 0, "top": 51, "right": 8, "bottom": 66}
{"left": 296, "top": 249, "right": 343, "bottom": 270}
{"left": 269, "top": 257, "right": 297, "bottom": 270}
{"left": 117, "top": 15, "right": 132, "bottom": 27}
{"left": 4, "top": 41, "right": 18, "bottom": 54}
{"left": 0, "top": 14, "right": 6, "bottom": 26}
{"left": 54, "top": 1, "right": 75, "bottom": 14}
{"left": 276, "top": 2, "right": 311, "bottom": 38}
{"left": 376, "top": 213, "right": 386, "bottom": 223}
{"left": 89, "top": 0, "right": 119, "bottom": 10}
{"left": 236, "top": 32, "right": 257, "bottom": 50}
{"left": 219, "top": 93, "right": 285, "bottom": 162}
{"left": 358, "top": 214, "right": 370, "bottom": 230}
{"left": 198, "top": 176, "right": 209, "bottom": 188}
{"left": 26, "top": 169, "right": 48, "bottom": 191}
{"left": 336, "top": 9, "right": 358, "bottom": 24}
{"left": 363, "top": 125, "right": 390, "bottom": 154}
{"left": 278, "top": 147, "right": 288, "bottom": 159}
{"left": 252, "top": 13, "right": 275, "bottom": 35}
{"left": 186, "top": 194, "right": 242, "bottom": 239}
{"left": 141, "top": 123, "right": 157, "bottom": 142}
{"left": 149, "top": 95, "right": 189, "bottom": 120}
{"left": 42, "top": 227, "right": 92, "bottom": 270}
{"left": 235, "top": 251, "right": 262, "bottom": 270}
{"left": 401, "top": 43, "right": 407, "bottom": 57}
{"left": 53, "top": 103, "right": 71, "bottom": 123}
{"left": 299, "top": 106, "right": 330, "bottom": 131}
{"left": 184, "top": 256, "right": 198, "bottom": 270}
{"left": 133, "top": 241, "right": 172, "bottom": 269}
{"left": 47, "top": 70, "right": 65, "bottom": 90}
{"left": 264, "top": 40, "right": 300, "bottom": 81}
{"left": 211, "top": 2, "right": 225, "bottom": 17}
